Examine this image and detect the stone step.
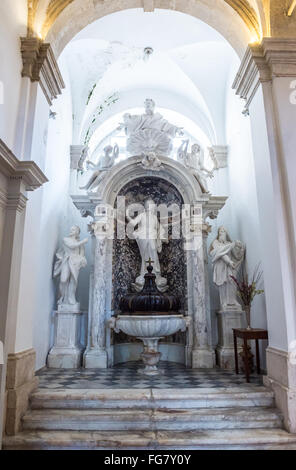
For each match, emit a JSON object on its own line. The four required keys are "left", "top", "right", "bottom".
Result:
{"left": 4, "top": 429, "right": 296, "bottom": 450}
{"left": 30, "top": 387, "right": 275, "bottom": 410}
{"left": 22, "top": 407, "right": 283, "bottom": 431}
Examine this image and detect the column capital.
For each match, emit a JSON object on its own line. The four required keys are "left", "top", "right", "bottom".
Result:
{"left": 20, "top": 37, "right": 65, "bottom": 105}
{"left": 233, "top": 38, "right": 296, "bottom": 112}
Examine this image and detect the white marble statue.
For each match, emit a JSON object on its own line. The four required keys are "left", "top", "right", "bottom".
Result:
{"left": 126, "top": 199, "right": 168, "bottom": 292}
{"left": 118, "top": 99, "right": 183, "bottom": 157}
{"left": 177, "top": 140, "right": 214, "bottom": 193}
{"left": 80, "top": 144, "right": 119, "bottom": 192}
{"left": 141, "top": 151, "right": 162, "bottom": 170}
{"left": 53, "top": 226, "right": 88, "bottom": 308}
{"left": 209, "top": 226, "right": 245, "bottom": 311}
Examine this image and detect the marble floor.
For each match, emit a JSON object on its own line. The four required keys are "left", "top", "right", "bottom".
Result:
{"left": 37, "top": 361, "right": 264, "bottom": 389}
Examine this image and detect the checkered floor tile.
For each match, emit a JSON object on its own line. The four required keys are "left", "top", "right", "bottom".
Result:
{"left": 36, "top": 361, "right": 264, "bottom": 389}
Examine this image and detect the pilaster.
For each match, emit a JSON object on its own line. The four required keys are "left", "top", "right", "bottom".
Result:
{"left": 191, "top": 200, "right": 226, "bottom": 369}
{"left": 0, "top": 139, "right": 47, "bottom": 440}
{"left": 83, "top": 204, "right": 114, "bottom": 368}
{"left": 233, "top": 37, "right": 296, "bottom": 432}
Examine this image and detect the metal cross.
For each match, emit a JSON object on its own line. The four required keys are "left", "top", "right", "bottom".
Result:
{"left": 146, "top": 257, "right": 154, "bottom": 267}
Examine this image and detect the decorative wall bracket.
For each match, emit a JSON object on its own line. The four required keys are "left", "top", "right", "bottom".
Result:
{"left": 20, "top": 37, "right": 65, "bottom": 105}
{"left": 208, "top": 146, "right": 228, "bottom": 169}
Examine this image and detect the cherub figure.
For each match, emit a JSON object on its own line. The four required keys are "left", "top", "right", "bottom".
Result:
{"left": 141, "top": 151, "right": 162, "bottom": 170}
{"left": 80, "top": 144, "right": 119, "bottom": 192}
{"left": 177, "top": 140, "right": 214, "bottom": 193}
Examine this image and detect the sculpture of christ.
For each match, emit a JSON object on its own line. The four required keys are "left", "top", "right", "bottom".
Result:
{"left": 126, "top": 199, "right": 168, "bottom": 292}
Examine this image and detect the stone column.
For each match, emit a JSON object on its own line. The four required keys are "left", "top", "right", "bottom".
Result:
{"left": 233, "top": 38, "right": 296, "bottom": 432}
{"left": 189, "top": 204, "right": 215, "bottom": 368}
{"left": 202, "top": 224, "right": 214, "bottom": 352}
{"left": 83, "top": 205, "right": 113, "bottom": 368}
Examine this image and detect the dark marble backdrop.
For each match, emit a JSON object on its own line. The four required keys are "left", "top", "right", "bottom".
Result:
{"left": 112, "top": 177, "right": 187, "bottom": 345}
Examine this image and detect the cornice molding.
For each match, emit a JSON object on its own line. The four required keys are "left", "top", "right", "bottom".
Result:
{"left": 0, "top": 139, "right": 48, "bottom": 191}
{"left": 233, "top": 38, "right": 296, "bottom": 112}
{"left": 20, "top": 37, "right": 65, "bottom": 105}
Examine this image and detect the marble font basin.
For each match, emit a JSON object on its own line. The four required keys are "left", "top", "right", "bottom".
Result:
{"left": 109, "top": 315, "right": 190, "bottom": 375}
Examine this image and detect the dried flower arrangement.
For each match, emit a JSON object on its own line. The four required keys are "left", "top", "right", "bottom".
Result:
{"left": 231, "top": 263, "right": 264, "bottom": 329}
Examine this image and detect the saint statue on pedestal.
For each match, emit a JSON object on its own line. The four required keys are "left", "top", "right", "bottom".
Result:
{"left": 209, "top": 226, "right": 245, "bottom": 311}
{"left": 53, "top": 226, "right": 88, "bottom": 308}
{"left": 126, "top": 199, "right": 168, "bottom": 292}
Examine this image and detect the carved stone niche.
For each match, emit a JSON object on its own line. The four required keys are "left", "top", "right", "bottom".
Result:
{"left": 20, "top": 37, "right": 65, "bottom": 105}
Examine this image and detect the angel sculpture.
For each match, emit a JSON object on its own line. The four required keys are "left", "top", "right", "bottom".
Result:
{"left": 177, "top": 140, "right": 214, "bottom": 194}
{"left": 80, "top": 143, "right": 119, "bottom": 192}
{"left": 141, "top": 151, "right": 162, "bottom": 171}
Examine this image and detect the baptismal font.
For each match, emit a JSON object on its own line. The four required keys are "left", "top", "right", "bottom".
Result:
{"left": 109, "top": 259, "right": 190, "bottom": 375}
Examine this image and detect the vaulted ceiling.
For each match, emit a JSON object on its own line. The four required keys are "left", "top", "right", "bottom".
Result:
{"left": 58, "top": 8, "right": 238, "bottom": 149}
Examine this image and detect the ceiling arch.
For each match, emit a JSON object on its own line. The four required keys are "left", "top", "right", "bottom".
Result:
{"left": 30, "top": 0, "right": 262, "bottom": 57}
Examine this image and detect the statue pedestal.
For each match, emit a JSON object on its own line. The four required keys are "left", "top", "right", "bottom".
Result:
{"left": 83, "top": 348, "right": 108, "bottom": 369}
{"left": 192, "top": 348, "right": 216, "bottom": 368}
{"left": 216, "top": 309, "right": 243, "bottom": 369}
{"left": 47, "top": 305, "right": 83, "bottom": 369}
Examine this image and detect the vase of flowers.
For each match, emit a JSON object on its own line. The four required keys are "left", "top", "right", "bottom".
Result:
{"left": 230, "top": 263, "right": 264, "bottom": 330}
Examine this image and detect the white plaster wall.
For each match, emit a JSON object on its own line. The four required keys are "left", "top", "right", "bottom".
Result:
{"left": 30, "top": 59, "right": 92, "bottom": 369}
{"left": 0, "top": 0, "right": 27, "bottom": 149}
{"left": 248, "top": 86, "right": 289, "bottom": 351}
{"left": 225, "top": 61, "right": 267, "bottom": 332}
{"left": 208, "top": 59, "right": 268, "bottom": 361}
{"left": 31, "top": 62, "right": 75, "bottom": 370}
{"left": 14, "top": 86, "right": 50, "bottom": 353}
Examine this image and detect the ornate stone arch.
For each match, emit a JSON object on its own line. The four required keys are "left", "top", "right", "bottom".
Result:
{"left": 99, "top": 156, "right": 203, "bottom": 207}
{"left": 38, "top": 0, "right": 260, "bottom": 58}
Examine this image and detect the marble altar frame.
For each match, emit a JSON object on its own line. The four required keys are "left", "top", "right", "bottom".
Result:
{"left": 72, "top": 156, "right": 227, "bottom": 368}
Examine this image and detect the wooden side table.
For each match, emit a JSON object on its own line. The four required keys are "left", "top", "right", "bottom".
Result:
{"left": 233, "top": 328, "right": 268, "bottom": 383}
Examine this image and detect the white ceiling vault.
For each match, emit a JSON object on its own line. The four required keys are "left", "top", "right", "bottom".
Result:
{"left": 59, "top": 8, "right": 239, "bottom": 152}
